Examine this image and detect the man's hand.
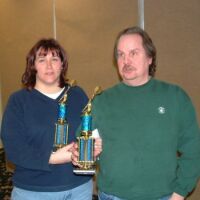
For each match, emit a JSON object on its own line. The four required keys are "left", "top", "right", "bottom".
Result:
{"left": 170, "top": 193, "right": 184, "bottom": 200}
{"left": 94, "top": 137, "right": 102, "bottom": 158}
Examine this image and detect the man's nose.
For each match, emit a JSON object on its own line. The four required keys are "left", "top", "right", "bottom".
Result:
{"left": 123, "top": 55, "right": 132, "bottom": 64}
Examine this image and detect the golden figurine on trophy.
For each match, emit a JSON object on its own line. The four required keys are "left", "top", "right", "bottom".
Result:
{"left": 73, "top": 86, "right": 102, "bottom": 175}
{"left": 53, "top": 80, "right": 76, "bottom": 152}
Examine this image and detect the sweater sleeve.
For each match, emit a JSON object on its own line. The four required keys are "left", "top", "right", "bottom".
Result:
{"left": 174, "top": 89, "right": 200, "bottom": 196}
{"left": 1, "top": 94, "right": 52, "bottom": 171}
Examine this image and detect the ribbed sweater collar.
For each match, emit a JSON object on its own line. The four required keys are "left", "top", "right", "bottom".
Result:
{"left": 119, "top": 78, "right": 154, "bottom": 92}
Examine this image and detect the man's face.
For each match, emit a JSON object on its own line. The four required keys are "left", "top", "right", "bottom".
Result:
{"left": 116, "top": 34, "right": 152, "bottom": 86}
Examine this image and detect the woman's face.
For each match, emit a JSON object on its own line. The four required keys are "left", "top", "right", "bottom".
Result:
{"left": 34, "top": 49, "right": 63, "bottom": 89}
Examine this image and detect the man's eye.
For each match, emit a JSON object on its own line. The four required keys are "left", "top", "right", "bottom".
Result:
{"left": 129, "top": 51, "right": 135, "bottom": 57}
{"left": 117, "top": 52, "right": 124, "bottom": 59}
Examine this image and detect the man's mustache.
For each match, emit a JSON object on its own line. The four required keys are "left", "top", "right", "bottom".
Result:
{"left": 122, "top": 64, "right": 136, "bottom": 71}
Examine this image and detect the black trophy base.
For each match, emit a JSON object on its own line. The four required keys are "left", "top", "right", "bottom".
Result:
{"left": 73, "top": 168, "right": 95, "bottom": 175}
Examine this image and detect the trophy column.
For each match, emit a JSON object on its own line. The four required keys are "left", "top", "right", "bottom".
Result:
{"left": 53, "top": 81, "right": 76, "bottom": 152}
{"left": 53, "top": 97, "right": 69, "bottom": 152}
{"left": 53, "top": 90, "right": 69, "bottom": 152}
{"left": 73, "top": 87, "right": 101, "bottom": 175}
{"left": 74, "top": 113, "right": 95, "bottom": 174}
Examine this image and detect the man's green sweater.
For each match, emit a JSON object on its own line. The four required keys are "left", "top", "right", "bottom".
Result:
{"left": 92, "top": 78, "right": 200, "bottom": 200}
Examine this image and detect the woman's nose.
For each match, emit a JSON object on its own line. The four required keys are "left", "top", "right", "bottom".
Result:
{"left": 46, "top": 60, "right": 53, "bottom": 68}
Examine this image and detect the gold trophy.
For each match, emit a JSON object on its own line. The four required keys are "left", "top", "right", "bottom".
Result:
{"left": 53, "top": 80, "right": 76, "bottom": 152}
{"left": 73, "top": 86, "right": 102, "bottom": 175}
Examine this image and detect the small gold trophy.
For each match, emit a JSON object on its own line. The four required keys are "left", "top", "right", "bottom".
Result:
{"left": 53, "top": 80, "right": 76, "bottom": 152}
{"left": 73, "top": 86, "right": 102, "bottom": 175}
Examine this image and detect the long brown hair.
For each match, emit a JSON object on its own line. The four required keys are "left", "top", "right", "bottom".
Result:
{"left": 22, "top": 38, "right": 68, "bottom": 90}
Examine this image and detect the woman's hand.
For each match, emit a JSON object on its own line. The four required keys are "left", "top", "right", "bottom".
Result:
{"left": 49, "top": 142, "right": 74, "bottom": 164}
{"left": 71, "top": 142, "right": 82, "bottom": 167}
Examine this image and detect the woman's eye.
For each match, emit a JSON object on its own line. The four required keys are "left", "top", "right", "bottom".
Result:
{"left": 52, "top": 57, "right": 60, "bottom": 62}
{"left": 38, "top": 59, "right": 45, "bottom": 63}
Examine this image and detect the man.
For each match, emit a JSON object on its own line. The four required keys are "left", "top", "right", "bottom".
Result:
{"left": 91, "top": 26, "right": 200, "bottom": 200}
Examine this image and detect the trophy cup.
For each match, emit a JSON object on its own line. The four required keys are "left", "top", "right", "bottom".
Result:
{"left": 73, "top": 86, "right": 102, "bottom": 175}
{"left": 53, "top": 80, "right": 76, "bottom": 152}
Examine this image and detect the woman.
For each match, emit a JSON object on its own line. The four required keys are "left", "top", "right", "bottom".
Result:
{"left": 1, "top": 38, "right": 101, "bottom": 200}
